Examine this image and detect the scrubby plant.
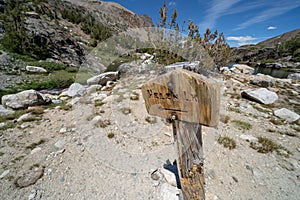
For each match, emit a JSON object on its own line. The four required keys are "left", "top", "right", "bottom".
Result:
{"left": 232, "top": 120, "right": 252, "bottom": 130}
{"left": 250, "top": 137, "right": 291, "bottom": 157}
{"left": 217, "top": 136, "right": 236, "bottom": 150}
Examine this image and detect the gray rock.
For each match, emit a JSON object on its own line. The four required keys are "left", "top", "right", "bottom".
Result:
{"left": 28, "top": 189, "right": 37, "bottom": 200}
{"left": 0, "top": 170, "right": 10, "bottom": 179}
{"left": 240, "top": 134, "right": 258, "bottom": 142}
{"left": 87, "top": 71, "right": 119, "bottom": 86}
{"left": 165, "top": 61, "right": 200, "bottom": 72}
{"left": 67, "top": 83, "right": 86, "bottom": 97}
{"left": 160, "top": 168, "right": 177, "bottom": 187}
{"left": 17, "top": 113, "right": 33, "bottom": 122}
{"left": 241, "top": 88, "right": 278, "bottom": 104}
{"left": 2, "top": 90, "right": 51, "bottom": 109}
{"left": 86, "top": 84, "right": 102, "bottom": 95}
{"left": 26, "top": 65, "right": 47, "bottom": 73}
{"left": 231, "top": 64, "right": 254, "bottom": 74}
{"left": 274, "top": 108, "right": 300, "bottom": 123}
{"left": 250, "top": 74, "right": 275, "bottom": 87}
{"left": 54, "top": 139, "right": 66, "bottom": 149}
{"left": 0, "top": 105, "right": 15, "bottom": 116}
{"left": 287, "top": 73, "right": 300, "bottom": 81}
{"left": 160, "top": 183, "right": 180, "bottom": 200}
{"left": 15, "top": 167, "right": 44, "bottom": 188}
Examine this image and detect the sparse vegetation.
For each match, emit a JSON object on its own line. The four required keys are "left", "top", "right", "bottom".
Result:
{"left": 94, "top": 100, "right": 105, "bottom": 107}
{"left": 220, "top": 115, "right": 230, "bottom": 124}
{"left": 232, "top": 120, "right": 252, "bottom": 130}
{"left": 0, "top": 152, "right": 4, "bottom": 156}
{"left": 26, "top": 139, "right": 46, "bottom": 150}
{"left": 250, "top": 137, "right": 291, "bottom": 157}
{"left": 217, "top": 136, "right": 236, "bottom": 150}
{"left": 227, "top": 107, "right": 241, "bottom": 113}
{"left": 95, "top": 119, "right": 111, "bottom": 128}
{"left": 145, "top": 116, "right": 157, "bottom": 124}
{"left": 0, "top": 122, "right": 15, "bottom": 131}
{"left": 269, "top": 117, "right": 284, "bottom": 125}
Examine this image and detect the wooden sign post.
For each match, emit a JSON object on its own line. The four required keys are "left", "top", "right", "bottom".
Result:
{"left": 142, "top": 68, "right": 220, "bottom": 200}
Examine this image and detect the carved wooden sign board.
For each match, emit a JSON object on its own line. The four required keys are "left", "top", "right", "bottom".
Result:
{"left": 141, "top": 68, "right": 220, "bottom": 127}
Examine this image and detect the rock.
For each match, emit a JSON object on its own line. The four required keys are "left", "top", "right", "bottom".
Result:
{"left": 52, "top": 99, "right": 62, "bottom": 104}
{"left": 231, "top": 64, "right": 254, "bottom": 74}
{"left": 240, "top": 134, "right": 258, "bottom": 142}
{"left": 54, "top": 139, "right": 66, "bottom": 149}
{"left": 0, "top": 170, "right": 10, "bottom": 179}
{"left": 2, "top": 90, "right": 51, "bottom": 109}
{"left": 92, "top": 93, "right": 107, "bottom": 102}
{"left": 26, "top": 65, "right": 47, "bottom": 73}
{"left": 274, "top": 108, "right": 300, "bottom": 123}
{"left": 59, "top": 127, "right": 67, "bottom": 134}
{"left": 28, "top": 189, "right": 37, "bottom": 200}
{"left": 30, "top": 147, "right": 42, "bottom": 155}
{"left": 287, "top": 73, "right": 300, "bottom": 81}
{"left": 252, "top": 168, "right": 266, "bottom": 186}
{"left": 17, "top": 113, "right": 33, "bottom": 122}
{"left": 87, "top": 71, "right": 119, "bottom": 86}
{"left": 241, "top": 88, "right": 278, "bottom": 104}
{"left": 0, "top": 105, "right": 15, "bottom": 116}
{"left": 67, "top": 83, "right": 86, "bottom": 97}
{"left": 0, "top": 122, "right": 6, "bottom": 128}
{"left": 15, "top": 167, "right": 44, "bottom": 188}
{"left": 86, "top": 84, "right": 102, "bottom": 95}
{"left": 165, "top": 61, "right": 201, "bottom": 72}
{"left": 250, "top": 74, "right": 275, "bottom": 87}
{"left": 160, "top": 183, "right": 180, "bottom": 200}
{"left": 160, "top": 168, "right": 177, "bottom": 187}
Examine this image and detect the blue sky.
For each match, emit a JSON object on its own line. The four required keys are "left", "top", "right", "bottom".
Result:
{"left": 102, "top": 0, "right": 300, "bottom": 47}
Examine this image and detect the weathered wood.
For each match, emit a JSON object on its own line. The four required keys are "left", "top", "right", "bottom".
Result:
{"left": 141, "top": 68, "right": 220, "bottom": 126}
{"left": 173, "top": 120, "right": 205, "bottom": 200}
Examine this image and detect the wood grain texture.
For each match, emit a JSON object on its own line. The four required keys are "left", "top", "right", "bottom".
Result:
{"left": 141, "top": 68, "right": 220, "bottom": 126}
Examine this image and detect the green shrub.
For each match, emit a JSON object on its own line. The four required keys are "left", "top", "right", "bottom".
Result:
{"left": 217, "top": 136, "right": 236, "bottom": 150}
{"left": 232, "top": 120, "right": 252, "bottom": 130}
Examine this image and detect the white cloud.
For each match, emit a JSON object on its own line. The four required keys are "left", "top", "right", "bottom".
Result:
{"left": 235, "top": 0, "right": 300, "bottom": 30}
{"left": 227, "top": 36, "right": 257, "bottom": 46}
{"left": 199, "top": 0, "right": 240, "bottom": 32}
{"left": 168, "top": 2, "right": 176, "bottom": 6}
{"left": 267, "top": 26, "right": 277, "bottom": 30}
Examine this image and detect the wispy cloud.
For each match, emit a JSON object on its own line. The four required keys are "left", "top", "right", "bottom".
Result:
{"left": 234, "top": 1, "right": 300, "bottom": 30}
{"left": 227, "top": 36, "right": 258, "bottom": 46}
{"left": 168, "top": 1, "right": 176, "bottom": 7}
{"left": 267, "top": 26, "right": 277, "bottom": 30}
{"left": 199, "top": 0, "right": 240, "bottom": 32}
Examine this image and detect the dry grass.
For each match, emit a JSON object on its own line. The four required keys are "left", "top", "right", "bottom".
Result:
{"left": 217, "top": 136, "right": 237, "bottom": 150}
{"left": 232, "top": 120, "right": 252, "bottom": 130}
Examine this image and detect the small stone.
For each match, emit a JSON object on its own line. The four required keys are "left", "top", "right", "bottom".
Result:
{"left": 274, "top": 108, "right": 300, "bottom": 123}
{"left": 160, "top": 168, "right": 177, "bottom": 187}
{"left": 232, "top": 176, "right": 238, "bottom": 183}
{"left": 31, "top": 147, "right": 42, "bottom": 154}
{"left": 28, "top": 189, "right": 37, "bottom": 200}
{"left": 297, "top": 148, "right": 300, "bottom": 152}
{"left": 240, "top": 134, "right": 258, "bottom": 142}
{"left": 59, "top": 127, "right": 67, "bottom": 134}
{"left": 52, "top": 99, "right": 62, "bottom": 104}
{"left": 0, "top": 170, "right": 10, "bottom": 179}
{"left": 67, "top": 83, "right": 86, "bottom": 97}
{"left": 17, "top": 113, "right": 33, "bottom": 122}
{"left": 160, "top": 183, "right": 180, "bottom": 200}
{"left": 54, "top": 140, "right": 66, "bottom": 149}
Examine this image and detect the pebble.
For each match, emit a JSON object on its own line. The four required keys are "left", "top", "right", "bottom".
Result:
{"left": 28, "top": 189, "right": 37, "bottom": 200}
{"left": 31, "top": 147, "right": 42, "bottom": 154}
{"left": 59, "top": 127, "right": 67, "bottom": 134}
{"left": 0, "top": 170, "right": 10, "bottom": 179}
{"left": 54, "top": 140, "right": 66, "bottom": 149}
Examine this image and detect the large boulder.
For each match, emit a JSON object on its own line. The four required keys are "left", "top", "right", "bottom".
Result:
{"left": 274, "top": 108, "right": 300, "bottom": 123}
{"left": 67, "top": 83, "right": 86, "bottom": 97}
{"left": 26, "top": 66, "right": 47, "bottom": 73}
{"left": 250, "top": 74, "right": 275, "bottom": 87}
{"left": 231, "top": 64, "right": 254, "bottom": 74}
{"left": 287, "top": 73, "right": 300, "bottom": 81}
{"left": 241, "top": 88, "right": 278, "bottom": 104}
{"left": 2, "top": 90, "right": 51, "bottom": 109}
{"left": 87, "top": 71, "right": 119, "bottom": 86}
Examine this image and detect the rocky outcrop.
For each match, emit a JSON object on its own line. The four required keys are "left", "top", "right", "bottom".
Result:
{"left": 274, "top": 108, "right": 300, "bottom": 123}
{"left": 2, "top": 90, "right": 52, "bottom": 109}
{"left": 87, "top": 72, "right": 119, "bottom": 86}
{"left": 231, "top": 64, "right": 254, "bottom": 74}
{"left": 250, "top": 74, "right": 275, "bottom": 87}
{"left": 0, "top": 105, "right": 15, "bottom": 116}
{"left": 241, "top": 88, "right": 278, "bottom": 105}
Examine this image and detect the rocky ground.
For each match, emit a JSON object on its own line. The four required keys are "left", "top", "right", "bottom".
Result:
{"left": 0, "top": 62, "right": 300, "bottom": 200}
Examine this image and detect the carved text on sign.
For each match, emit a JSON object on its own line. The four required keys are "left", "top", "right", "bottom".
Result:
{"left": 141, "top": 68, "right": 220, "bottom": 126}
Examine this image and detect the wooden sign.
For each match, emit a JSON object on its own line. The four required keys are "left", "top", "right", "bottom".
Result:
{"left": 141, "top": 68, "right": 220, "bottom": 126}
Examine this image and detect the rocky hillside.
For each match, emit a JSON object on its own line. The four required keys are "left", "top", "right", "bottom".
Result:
{"left": 0, "top": 0, "right": 153, "bottom": 66}
{"left": 232, "top": 28, "right": 300, "bottom": 71}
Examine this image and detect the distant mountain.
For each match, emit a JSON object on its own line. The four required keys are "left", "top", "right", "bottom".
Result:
{"left": 232, "top": 28, "right": 300, "bottom": 65}
{"left": 257, "top": 28, "right": 300, "bottom": 48}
